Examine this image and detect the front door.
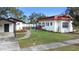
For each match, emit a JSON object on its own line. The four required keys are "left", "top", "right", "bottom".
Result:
{"left": 4, "top": 24, "right": 9, "bottom": 32}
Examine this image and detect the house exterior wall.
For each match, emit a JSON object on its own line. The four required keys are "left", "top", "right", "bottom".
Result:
{"left": 16, "top": 22, "right": 23, "bottom": 31}
{"left": 38, "top": 20, "right": 73, "bottom": 33}
{"left": 25, "top": 24, "right": 36, "bottom": 28}
{"left": 59, "top": 21, "right": 73, "bottom": 33}
{"left": 53, "top": 20, "right": 59, "bottom": 32}
{"left": 16, "top": 22, "right": 27, "bottom": 31}
{"left": 59, "top": 21, "right": 68, "bottom": 33}
{"left": 9, "top": 23, "right": 14, "bottom": 32}
{"left": 69, "top": 21, "right": 73, "bottom": 32}
{"left": 0, "top": 20, "right": 14, "bottom": 32}
{"left": 38, "top": 20, "right": 57, "bottom": 31}
{"left": 0, "top": 23, "right": 4, "bottom": 32}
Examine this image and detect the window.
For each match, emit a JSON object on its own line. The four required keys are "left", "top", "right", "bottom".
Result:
{"left": 63, "top": 22, "right": 69, "bottom": 28}
{"left": 46, "top": 22, "right": 48, "bottom": 26}
{"left": 46, "top": 22, "right": 49, "bottom": 26}
{"left": 50, "top": 22, "right": 52, "bottom": 26}
{"left": 42, "top": 22, "right": 45, "bottom": 27}
{"left": 38, "top": 23, "right": 41, "bottom": 26}
{"left": 48, "top": 22, "right": 49, "bottom": 26}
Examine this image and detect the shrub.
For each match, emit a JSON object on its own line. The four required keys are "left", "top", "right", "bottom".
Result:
{"left": 36, "top": 26, "right": 42, "bottom": 30}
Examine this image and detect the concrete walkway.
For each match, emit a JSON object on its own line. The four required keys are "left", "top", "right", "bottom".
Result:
{"left": 0, "top": 30, "right": 31, "bottom": 51}
{"left": 18, "top": 30, "right": 31, "bottom": 40}
{"left": 21, "top": 39, "right": 79, "bottom": 51}
{"left": 0, "top": 32, "right": 14, "bottom": 38}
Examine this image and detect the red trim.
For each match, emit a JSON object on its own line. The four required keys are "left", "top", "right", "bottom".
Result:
{"left": 37, "top": 15, "right": 72, "bottom": 21}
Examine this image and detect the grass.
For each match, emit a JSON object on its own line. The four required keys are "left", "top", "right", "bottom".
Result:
{"left": 18, "top": 29, "right": 76, "bottom": 48}
{"left": 47, "top": 44, "right": 79, "bottom": 51}
{"left": 16, "top": 32, "right": 25, "bottom": 38}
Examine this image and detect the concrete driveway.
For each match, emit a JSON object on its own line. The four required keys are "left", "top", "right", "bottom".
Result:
{"left": 0, "top": 37, "right": 20, "bottom": 51}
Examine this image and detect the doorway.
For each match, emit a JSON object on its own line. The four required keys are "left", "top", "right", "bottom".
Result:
{"left": 4, "top": 24, "right": 9, "bottom": 32}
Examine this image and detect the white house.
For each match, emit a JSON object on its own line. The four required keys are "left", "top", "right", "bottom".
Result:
{"left": 16, "top": 20, "right": 26, "bottom": 31}
{"left": 25, "top": 24, "right": 36, "bottom": 28}
{"left": 0, "top": 17, "right": 26, "bottom": 37}
{"left": 8, "top": 18, "right": 27, "bottom": 31}
{"left": 0, "top": 17, "right": 16, "bottom": 37}
{"left": 37, "top": 15, "right": 73, "bottom": 33}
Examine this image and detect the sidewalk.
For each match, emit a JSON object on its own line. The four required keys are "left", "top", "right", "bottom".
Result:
{"left": 21, "top": 39, "right": 79, "bottom": 51}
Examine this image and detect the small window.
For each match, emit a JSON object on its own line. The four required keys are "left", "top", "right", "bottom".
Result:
{"left": 46, "top": 22, "right": 48, "bottom": 26}
{"left": 48, "top": 22, "right": 49, "bottom": 26}
{"left": 46, "top": 22, "right": 49, "bottom": 26}
{"left": 63, "top": 22, "right": 69, "bottom": 28}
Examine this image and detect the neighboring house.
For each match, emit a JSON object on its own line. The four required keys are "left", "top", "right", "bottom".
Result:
{"left": 16, "top": 23, "right": 36, "bottom": 30}
{"left": 37, "top": 15, "right": 73, "bottom": 33}
{"left": 0, "top": 17, "right": 26, "bottom": 37}
{"left": 8, "top": 18, "right": 27, "bottom": 32}
{"left": 16, "top": 20, "right": 26, "bottom": 31}
{"left": 25, "top": 24, "right": 36, "bottom": 28}
{"left": 0, "top": 17, "right": 16, "bottom": 37}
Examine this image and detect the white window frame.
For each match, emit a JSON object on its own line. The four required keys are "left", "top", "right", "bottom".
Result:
{"left": 62, "top": 22, "right": 69, "bottom": 28}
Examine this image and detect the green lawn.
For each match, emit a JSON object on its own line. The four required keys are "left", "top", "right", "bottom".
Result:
{"left": 47, "top": 44, "right": 79, "bottom": 51}
{"left": 18, "top": 29, "right": 76, "bottom": 48}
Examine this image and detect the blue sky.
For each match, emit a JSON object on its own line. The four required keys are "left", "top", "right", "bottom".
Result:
{"left": 18, "top": 7, "right": 67, "bottom": 16}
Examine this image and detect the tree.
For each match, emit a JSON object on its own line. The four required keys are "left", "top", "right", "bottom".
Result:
{"left": 0, "top": 7, "right": 26, "bottom": 21}
{"left": 28, "top": 12, "right": 46, "bottom": 23}
{"left": 65, "top": 7, "right": 79, "bottom": 26}
{"left": 19, "top": 15, "right": 29, "bottom": 23}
